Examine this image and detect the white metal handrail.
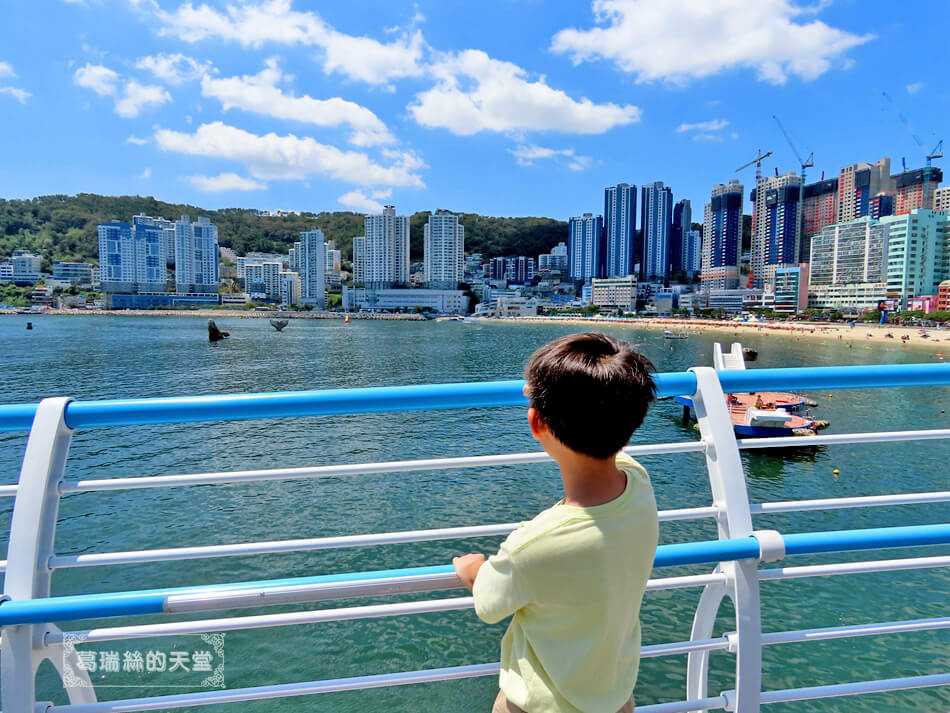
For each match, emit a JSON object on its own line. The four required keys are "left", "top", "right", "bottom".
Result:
{"left": 1, "top": 357, "right": 948, "bottom": 713}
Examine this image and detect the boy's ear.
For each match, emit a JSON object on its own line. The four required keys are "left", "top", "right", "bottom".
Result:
{"left": 527, "top": 407, "right": 548, "bottom": 440}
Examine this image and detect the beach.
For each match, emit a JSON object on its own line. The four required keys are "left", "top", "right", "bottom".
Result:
{"left": 496, "top": 315, "right": 950, "bottom": 352}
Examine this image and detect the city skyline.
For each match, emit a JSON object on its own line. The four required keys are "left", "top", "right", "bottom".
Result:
{"left": 1, "top": 1, "right": 947, "bottom": 222}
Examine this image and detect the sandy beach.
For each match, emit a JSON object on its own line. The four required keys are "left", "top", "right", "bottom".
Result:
{"left": 495, "top": 315, "right": 950, "bottom": 353}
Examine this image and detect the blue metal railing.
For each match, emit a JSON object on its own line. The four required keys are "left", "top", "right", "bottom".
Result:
{"left": 1, "top": 524, "right": 950, "bottom": 626}
{"left": 1, "top": 363, "right": 948, "bottom": 432}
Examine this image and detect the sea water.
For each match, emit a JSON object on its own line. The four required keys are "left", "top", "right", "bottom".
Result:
{"left": 0, "top": 315, "right": 947, "bottom": 711}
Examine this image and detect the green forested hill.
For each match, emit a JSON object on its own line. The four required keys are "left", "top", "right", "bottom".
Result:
{"left": 0, "top": 194, "right": 568, "bottom": 267}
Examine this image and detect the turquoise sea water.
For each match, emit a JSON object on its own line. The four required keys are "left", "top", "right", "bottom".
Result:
{"left": 0, "top": 315, "right": 948, "bottom": 712}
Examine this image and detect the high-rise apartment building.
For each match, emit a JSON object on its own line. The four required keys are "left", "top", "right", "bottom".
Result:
{"left": 671, "top": 199, "right": 691, "bottom": 277}
{"left": 351, "top": 237, "right": 366, "bottom": 286}
{"left": 423, "top": 210, "right": 464, "bottom": 289}
{"left": 504, "top": 256, "right": 535, "bottom": 283}
{"left": 298, "top": 229, "right": 327, "bottom": 308}
{"left": 640, "top": 181, "right": 673, "bottom": 281}
{"left": 871, "top": 194, "right": 895, "bottom": 219}
{"left": 808, "top": 217, "right": 889, "bottom": 287}
{"left": 603, "top": 183, "right": 636, "bottom": 277}
{"left": 701, "top": 180, "right": 743, "bottom": 291}
{"left": 132, "top": 214, "right": 176, "bottom": 269}
{"left": 174, "top": 216, "right": 219, "bottom": 294}
{"left": 892, "top": 167, "right": 943, "bottom": 216}
{"left": 935, "top": 187, "right": 950, "bottom": 212}
{"left": 98, "top": 220, "right": 167, "bottom": 294}
{"left": 683, "top": 229, "right": 702, "bottom": 277}
{"left": 837, "top": 159, "right": 893, "bottom": 223}
{"left": 279, "top": 271, "right": 301, "bottom": 307}
{"left": 362, "top": 205, "right": 410, "bottom": 288}
{"left": 489, "top": 256, "right": 507, "bottom": 281}
{"left": 538, "top": 242, "right": 569, "bottom": 275}
{"left": 568, "top": 213, "right": 604, "bottom": 282}
{"left": 751, "top": 172, "right": 802, "bottom": 288}
{"left": 881, "top": 209, "right": 950, "bottom": 309}
{"left": 801, "top": 178, "right": 838, "bottom": 263}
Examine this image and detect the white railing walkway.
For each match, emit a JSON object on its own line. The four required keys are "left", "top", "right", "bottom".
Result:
{"left": 0, "top": 350, "right": 948, "bottom": 712}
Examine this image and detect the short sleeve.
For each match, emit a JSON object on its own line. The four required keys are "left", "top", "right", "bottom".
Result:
{"left": 472, "top": 539, "right": 533, "bottom": 624}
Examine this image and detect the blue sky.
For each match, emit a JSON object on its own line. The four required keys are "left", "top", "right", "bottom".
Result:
{"left": 1, "top": 0, "right": 947, "bottom": 221}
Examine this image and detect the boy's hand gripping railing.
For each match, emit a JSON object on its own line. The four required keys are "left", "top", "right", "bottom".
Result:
{"left": 0, "top": 398, "right": 96, "bottom": 708}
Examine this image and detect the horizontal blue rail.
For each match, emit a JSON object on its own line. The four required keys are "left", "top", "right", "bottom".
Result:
{"left": 0, "top": 363, "right": 948, "bottom": 432}
{"left": 1, "top": 524, "right": 947, "bottom": 627}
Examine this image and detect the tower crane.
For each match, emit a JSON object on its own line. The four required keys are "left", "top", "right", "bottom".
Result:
{"left": 882, "top": 91, "right": 943, "bottom": 209}
{"left": 773, "top": 115, "right": 813, "bottom": 262}
{"left": 735, "top": 150, "right": 773, "bottom": 183}
{"left": 736, "top": 150, "right": 772, "bottom": 288}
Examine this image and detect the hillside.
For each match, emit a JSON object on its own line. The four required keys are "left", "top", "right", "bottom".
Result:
{"left": 0, "top": 194, "right": 568, "bottom": 267}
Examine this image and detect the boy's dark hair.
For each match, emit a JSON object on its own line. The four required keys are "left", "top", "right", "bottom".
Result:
{"left": 524, "top": 332, "right": 656, "bottom": 459}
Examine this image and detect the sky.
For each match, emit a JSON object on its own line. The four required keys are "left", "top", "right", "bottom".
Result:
{"left": 1, "top": 0, "right": 948, "bottom": 221}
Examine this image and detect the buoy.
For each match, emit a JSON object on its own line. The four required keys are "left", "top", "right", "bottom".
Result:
{"left": 828, "top": 394, "right": 833, "bottom": 398}
{"left": 25, "top": 322, "right": 32, "bottom": 330}
{"left": 833, "top": 468, "right": 840, "bottom": 475}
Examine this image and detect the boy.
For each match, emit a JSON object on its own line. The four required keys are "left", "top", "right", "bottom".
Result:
{"left": 453, "top": 332, "right": 659, "bottom": 713}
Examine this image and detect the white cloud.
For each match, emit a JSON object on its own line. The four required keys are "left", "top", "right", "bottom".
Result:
{"left": 189, "top": 172, "right": 267, "bottom": 191}
{"left": 338, "top": 189, "right": 386, "bottom": 212}
{"left": 114, "top": 81, "right": 172, "bottom": 118}
{"left": 409, "top": 49, "right": 640, "bottom": 135}
{"left": 154, "top": 121, "right": 425, "bottom": 187}
{"left": 148, "top": 0, "right": 424, "bottom": 86}
{"left": 201, "top": 58, "right": 393, "bottom": 146}
{"left": 0, "top": 61, "right": 16, "bottom": 79}
{"left": 0, "top": 86, "right": 31, "bottom": 103}
{"left": 551, "top": 0, "right": 874, "bottom": 85}
{"left": 74, "top": 63, "right": 120, "bottom": 95}
{"left": 136, "top": 53, "right": 211, "bottom": 84}
{"left": 906, "top": 81, "right": 924, "bottom": 95}
{"left": 509, "top": 144, "right": 593, "bottom": 171}
{"left": 693, "top": 133, "right": 724, "bottom": 143}
{"left": 139, "top": 167, "right": 152, "bottom": 179}
{"left": 677, "top": 119, "right": 729, "bottom": 133}
{"left": 371, "top": 188, "right": 392, "bottom": 199}
{"left": 126, "top": 135, "right": 149, "bottom": 145}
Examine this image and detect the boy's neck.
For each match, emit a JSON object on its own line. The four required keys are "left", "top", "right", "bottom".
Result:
{"left": 555, "top": 450, "right": 626, "bottom": 508}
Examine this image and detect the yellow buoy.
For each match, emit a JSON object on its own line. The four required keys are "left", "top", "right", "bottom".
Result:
{"left": 833, "top": 468, "right": 840, "bottom": 475}
{"left": 828, "top": 394, "right": 833, "bottom": 398}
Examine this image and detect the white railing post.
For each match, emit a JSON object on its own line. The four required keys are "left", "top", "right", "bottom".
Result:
{"left": 1, "top": 398, "right": 96, "bottom": 711}
{"left": 685, "top": 368, "right": 761, "bottom": 713}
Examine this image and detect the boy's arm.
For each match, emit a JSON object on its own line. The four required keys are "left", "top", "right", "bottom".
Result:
{"left": 463, "top": 541, "right": 532, "bottom": 625}
{"left": 452, "top": 553, "right": 485, "bottom": 591}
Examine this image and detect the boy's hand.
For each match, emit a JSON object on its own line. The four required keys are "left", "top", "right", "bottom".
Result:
{"left": 452, "top": 553, "right": 485, "bottom": 591}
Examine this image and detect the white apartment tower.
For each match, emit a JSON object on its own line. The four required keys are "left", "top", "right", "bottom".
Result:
{"left": 174, "top": 216, "right": 219, "bottom": 294}
{"left": 363, "top": 205, "right": 410, "bottom": 288}
{"left": 424, "top": 210, "right": 465, "bottom": 289}
{"left": 299, "top": 229, "right": 327, "bottom": 308}
{"left": 352, "top": 236, "right": 366, "bottom": 286}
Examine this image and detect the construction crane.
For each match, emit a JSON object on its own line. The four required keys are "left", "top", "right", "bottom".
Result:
{"left": 736, "top": 149, "right": 773, "bottom": 183}
{"left": 773, "top": 115, "right": 814, "bottom": 262}
{"left": 882, "top": 91, "right": 943, "bottom": 208}
{"left": 736, "top": 150, "right": 772, "bottom": 288}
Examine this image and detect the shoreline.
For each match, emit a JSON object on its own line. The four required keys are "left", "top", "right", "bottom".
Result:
{"left": 4, "top": 309, "right": 948, "bottom": 352}
{"left": 490, "top": 315, "right": 950, "bottom": 352}
{"left": 0, "top": 308, "right": 425, "bottom": 321}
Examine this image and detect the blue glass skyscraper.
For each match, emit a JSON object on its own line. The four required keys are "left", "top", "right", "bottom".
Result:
{"left": 641, "top": 181, "right": 673, "bottom": 281}
{"left": 671, "top": 199, "right": 691, "bottom": 276}
{"left": 603, "top": 183, "right": 636, "bottom": 277}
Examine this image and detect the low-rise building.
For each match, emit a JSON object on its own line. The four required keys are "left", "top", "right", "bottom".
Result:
{"left": 495, "top": 296, "right": 539, "bottom": 317}
{"left": 708, "top": 288, "right": 761, "bottom": 315}
{"left": 592, "top": 276, "right": 637, "bottom": 312}
{"left": 807, "top": 283, "right": 888, "bottom": 312}
{"left": 938, "top": 280, "right": 950, "bottom": 311}
{"left": 772, "top": 265, "right": 809, "bottom": 315}
{"left": 106, "top": 293, "right": 220, "bottom": 309}
{"left": 52, "top": 261, "right": 95, "bottom": 287}
{"left": 11, "top": 251, "right": 42, "bottom": 285}
{"left": 342, "top": 287, "right": 469, "bottom": 314}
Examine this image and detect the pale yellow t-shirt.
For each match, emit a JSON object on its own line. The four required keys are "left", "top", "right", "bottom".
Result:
{"left": 473, "top": 452, "right": 658, "bottom": 713}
